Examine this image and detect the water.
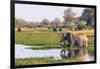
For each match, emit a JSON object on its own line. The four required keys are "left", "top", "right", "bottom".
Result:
{"left": 15, "top": 44, "right": 94, "bottom": 61}
{"left": 15, "top": 44, "right": 64, "bottom": 59}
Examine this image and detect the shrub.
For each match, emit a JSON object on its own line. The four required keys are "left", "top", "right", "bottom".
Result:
{"left": 59, "top": 27, "right": 62, "bottom": 32}
{"left": 52, "top": 27, "right": 57, "bottom": 32}
{"left": 17, "top": 27, "right": 21, "bottom": 32}
{"left": 77, "top": 21, "right": 86, "bottom": 30}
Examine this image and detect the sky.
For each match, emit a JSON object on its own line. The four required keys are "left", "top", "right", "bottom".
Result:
{"left": 15, "top": 4, "right": 85, "bottom": 22}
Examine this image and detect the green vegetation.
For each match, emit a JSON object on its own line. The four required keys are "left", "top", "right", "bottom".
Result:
{"left": 77, "top": 21, "right": 86, "bottom": 30}
{"left": 15, "top": 57, "right": 80, "bottom": 66}
{"left": 15, "top": 31, "right": 61, "bottom": 46}
{"left": 15, "top": 30, "right": 94, "bottom": 49}
{"left": 15, "top": 29, "right": 94, "bottom": 66}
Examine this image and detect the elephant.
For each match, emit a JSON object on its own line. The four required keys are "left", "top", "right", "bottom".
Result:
{"left": 60, "top": 32, "right": 88, "bottom": 48}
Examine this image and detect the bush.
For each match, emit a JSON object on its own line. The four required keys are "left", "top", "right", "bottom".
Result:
{"left": 77, "top": 21, "right": 86, "bottom": 30}
{"left": 17, "top": 27, "right": 21, "bottom": 32}
{"left": 52, "top": 27, "right": 57, "bottom": 32}
{"left": 59, "top": 28, "right": 62, "bottom": 32}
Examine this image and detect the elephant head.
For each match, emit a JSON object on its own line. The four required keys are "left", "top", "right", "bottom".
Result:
{"left": 60, "top": 32, "right": 72, "bottom": 47}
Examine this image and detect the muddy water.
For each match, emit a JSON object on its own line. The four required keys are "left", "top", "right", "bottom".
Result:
{"left": 15, "top": 44, "right": 94, "bottom": 61}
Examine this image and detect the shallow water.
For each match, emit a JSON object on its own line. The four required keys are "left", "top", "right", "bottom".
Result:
{"left": 15, "top": 44, "right": 94, "bottom": 61}
{"left": 15, "top": 44, "right": 64, "bottom": 59}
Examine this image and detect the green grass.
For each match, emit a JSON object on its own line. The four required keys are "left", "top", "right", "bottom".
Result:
{"left": 15, "top": 57, "right": 80, "bottom": 66}
{"left": 15, "top": 31, "right": 94, "bottom": 49}
{"left": 15, "top": 31, "right": 61, "bottom": 46}
{"left": 22, "top": 29, "right": 52, "bottom": 33}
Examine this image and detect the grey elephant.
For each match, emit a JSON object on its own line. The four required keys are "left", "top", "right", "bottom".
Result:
{"left": 60, "top": 32, "right": 88, "bottom": 48}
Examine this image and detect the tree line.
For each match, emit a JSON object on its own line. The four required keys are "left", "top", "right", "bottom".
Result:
{"left": 15, "top": 8, "right": 95, "bottom": 32}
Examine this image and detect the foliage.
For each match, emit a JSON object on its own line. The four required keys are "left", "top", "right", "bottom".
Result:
{"left": 41, "top": 18, "right": 50, "bottom": 25}
{"left": 81, "top": 8, "right": 95, "bottom": 28}
{"left": 17, "top": 27, "right": 21, "bottom": 32}
{"left": 77, "top": 21, "right": 86, "bottom": 30}
{"left": 51, "top": 17, "right": 61, "bottom": 28}
{"left": 63, "top": 8, "right": 76, "bottom": 29}
{"left": 59, "top": 27, "right": 62, "bottom": 32}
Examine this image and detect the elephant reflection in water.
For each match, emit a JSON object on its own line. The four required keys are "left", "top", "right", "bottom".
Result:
{"left": 60, "top": 48, "right": 89, "bottom": 61}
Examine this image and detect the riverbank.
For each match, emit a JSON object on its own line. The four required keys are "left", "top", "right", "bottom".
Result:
{"left": 15, "top": 57, "right": 80, "bottom": 66}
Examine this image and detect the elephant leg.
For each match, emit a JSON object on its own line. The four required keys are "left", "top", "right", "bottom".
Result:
{"left": 77, "top": 36, "right": 83, "bottom": 48}
{"left": 70, "top": 39, "right": 75, "bottom": 48}
{"left": 86, "top": 41, "right": 88, "bottom": 47}
{"left": 77, "top": 40, "right": 82, "bottom": 48}
{"left": 64, "top": 41, "right": 65, "bottom": 47}
{"left": 83, "top": 40, "right": 88, "bottom": 47}
{"left": 70, "top": 42, "right": 73, "bottom": 48}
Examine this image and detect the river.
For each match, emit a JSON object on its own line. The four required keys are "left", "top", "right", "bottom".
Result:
{"left": 15, "top": 44, "right": 94, "bottom": 61}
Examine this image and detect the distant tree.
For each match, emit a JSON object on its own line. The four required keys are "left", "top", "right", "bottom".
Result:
{"left": 59, "top": 27, "right": 62, "bottom": 32}
{"left": 15, "top": 18, "right": 27, "bottom": 28}
{"left": 25, "top": 24, "right": 34, "bottom": 28}
{"left": 90, "top": 22, "right": 95, "bottom": 29}
{"left": 53, "top": 27, "right": 57, "bottom": 32}
{"left": 17, "top": 27, "right": 21, "bottom": 32}
{"left": 63, "top": 8, "right": 76, "bottom": 29}
{"left": 51, "top": 17, "right": 61, "bottom": 28}
{"left": 51, "top": 23, "right": 57, "bottom": 32}
{"left": 41, "top": 18, "right": 49, "bottom": 25}
{"left": 51, "top": 18, "right": 62, "bottom": 32}
{"left": 15, "top": 18, "right": 27, "bottom": 25}
{"left": 81, "top": 8, "right": 95, "bottom": 28}
{"left": 37, "top": 24, "right": 42, "bottom": 27}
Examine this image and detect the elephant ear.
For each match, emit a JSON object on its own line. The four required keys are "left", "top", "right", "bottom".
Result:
{"left": 66, "top": 32, "right": 72, "bottom": 42}
{"left": 60, "top": 33, "right": 65, "bottom": 42}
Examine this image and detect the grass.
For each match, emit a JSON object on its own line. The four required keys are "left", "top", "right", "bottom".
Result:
{"left": 15, "top": 30, "right": 95, "bottom": 66}
{"left": 15, "top": 57, "right": 81, "bottom": 66}
{"left": 15, "top": 32, "right": 61, "bottom": 46}
{"left": 15, "top": 30, "right": 94, "bottom": 49}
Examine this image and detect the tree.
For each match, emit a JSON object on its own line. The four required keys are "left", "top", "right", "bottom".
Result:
{"left": 77, "top": 21, "right": 86, "bottom": 30}
{"left": 81, "top": 8, "right": 95, "bottom": 28}
{"left": 15, "top": 18, "right": 27, "bottom": 28}
{"left": 59, "top": 27, "right": 62, "bottom": 32}
{"left": 51, "top": 17, "right": 61, "bottom": 32}
{"left": 17, "top": 27, "right": 21, "bottom": 32}
{"left": 51, "top": 17, "right": 61, "bottom": 28}
{"left": 41, "top": 18, "right": 49, "bottom": 25}
{"left": 63, "top": 8, "right": 76, "bottom": 29}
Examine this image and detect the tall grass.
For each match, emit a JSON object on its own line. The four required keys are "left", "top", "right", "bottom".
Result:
{"left": 15, "top": 57, "right": 80, "bottom": 66}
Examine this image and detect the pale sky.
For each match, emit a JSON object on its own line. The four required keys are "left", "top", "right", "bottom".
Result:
{"left": 15, "top": 4, "right": 85, "bottom": 22}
